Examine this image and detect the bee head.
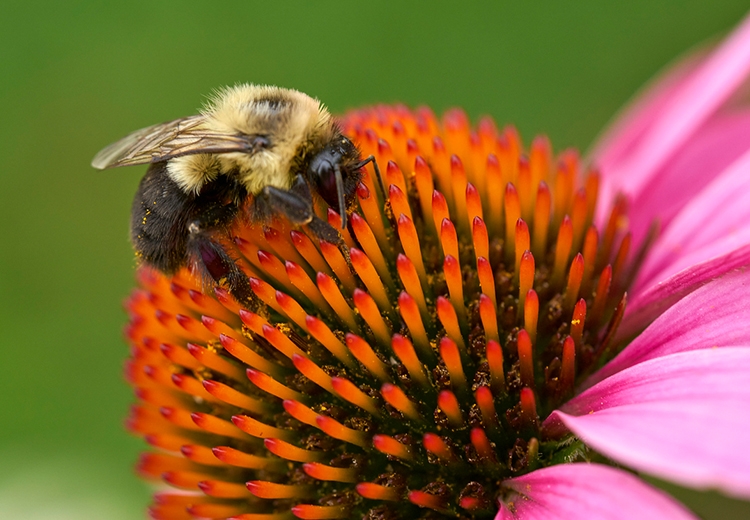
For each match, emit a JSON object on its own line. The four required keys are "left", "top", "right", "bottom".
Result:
{"left": 306, "top": 136, "right": 362, "bottom": 227}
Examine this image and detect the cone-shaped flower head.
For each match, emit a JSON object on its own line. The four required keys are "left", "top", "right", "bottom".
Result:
{"left": 124, "top": 15, "right": 750, "bottom": 520}
{"left": 126, "top": 102, "right": 651, "bottom": 519}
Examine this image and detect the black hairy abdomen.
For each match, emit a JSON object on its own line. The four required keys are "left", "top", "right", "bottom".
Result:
{"left": 130, "top": 163, "right": 192, "bottom": 273}
{"left": 130, "top": 163, "right": 248, "bottom": 275}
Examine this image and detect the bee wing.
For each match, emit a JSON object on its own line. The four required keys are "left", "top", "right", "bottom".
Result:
{"left": 91, "top": 115, "right": 253, "bottom": 169}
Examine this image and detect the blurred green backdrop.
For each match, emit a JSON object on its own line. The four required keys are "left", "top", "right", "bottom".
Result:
{"left": 1, "top": 1, "right": 749, "bottom": 518}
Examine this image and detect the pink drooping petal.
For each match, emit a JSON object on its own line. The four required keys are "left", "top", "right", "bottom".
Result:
{"left": 591, "top": 14, "right": 750, "bottom": 226}
{"left": 624, "top": 109, "right": 750, "bottom": 246}
{"left": 632, "top": 143, "right": 750, "bottom": 292}
{"left": 589, "top": 49, "right": 706, "bottom": 172}
{"left": 591, "top": 47, "right": 706, "bottom": 219}
{"left": 621, "top": 243, "right": 750, "bottom": 336}
{"left": 495, "top": 463, "right": 697, "bottom": 520}
{"left": 587, "top": 268, "right": 750, "bottom": 387}
{"left": 546, "top": 348, "right": 750, "bottom": 498}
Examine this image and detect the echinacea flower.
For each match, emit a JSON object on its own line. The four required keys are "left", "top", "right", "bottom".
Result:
{"left": 124, "top": 15, "right": 750, "bottom": 520}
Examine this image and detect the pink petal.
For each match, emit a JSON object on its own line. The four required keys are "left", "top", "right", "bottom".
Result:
{"left": 496, "top": 463, "right": 697, "bottom": 520}
{"left": 590, "top": 49, "right": 705, "bottom": 171}
{"left": 591, "top": 48, "right": 707, "bottom": 221}
{"left": 624, "top": 110, "right": 750, "bottom": 247}
{"left": 634, "top": 143, "right": 750, "bottom": 292}
{"left": 546, "top": 348, "right": 750, "bottom": 498}
{"left": 588, "top": 267, "right": 750, "bottom": 386}
{"left": 592, "top": 14, "right": 750, "bottom": 225}
{"left": 622, "top": 243, "right": 750, "bottom": 336}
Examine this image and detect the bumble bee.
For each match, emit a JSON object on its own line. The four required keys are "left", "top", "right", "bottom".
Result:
{"left": 92, "top": 84, "right": 378, "bottom": 308}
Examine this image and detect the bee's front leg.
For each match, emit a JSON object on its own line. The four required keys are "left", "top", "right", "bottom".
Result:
{"left": 255, "top": 174, "right": 345, "bottom": 248}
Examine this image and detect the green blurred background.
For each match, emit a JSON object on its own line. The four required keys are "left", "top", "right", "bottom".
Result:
{"left": 1, "top": 1, "right": 749, "bottom": 518}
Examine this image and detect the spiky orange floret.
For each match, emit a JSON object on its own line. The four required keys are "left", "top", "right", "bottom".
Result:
{"left": 125, "top": 104, "right": 633, "bottom": 519}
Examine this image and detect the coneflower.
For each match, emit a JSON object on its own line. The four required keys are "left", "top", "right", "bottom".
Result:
{"left": 124, "top": 14, "right": 750, "bottom": 520}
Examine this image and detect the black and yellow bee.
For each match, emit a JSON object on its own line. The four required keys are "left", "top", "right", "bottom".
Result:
{"left": 93, "top": 84, "right": 377, "bottom": 308}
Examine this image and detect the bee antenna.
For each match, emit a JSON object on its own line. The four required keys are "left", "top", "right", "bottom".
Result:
{"left": 334, "top": 163, "right": 347, "bottom": 230}
{"left": 356, "top": 155, "right": 385, "bottom": 200}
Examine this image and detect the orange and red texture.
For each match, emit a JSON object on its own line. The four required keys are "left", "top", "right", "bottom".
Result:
{"left": 122, "top": 15, "right": 750, "bottom": 519}
{"left": 125, "top": 103, "right": 636, "bottom": 520}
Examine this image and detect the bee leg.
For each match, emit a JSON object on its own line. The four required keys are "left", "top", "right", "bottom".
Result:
{"left": 256, "top": 175, "right": 346, "bottom": 249}
{"left": 186, "top": 220, "right": 259, "bottom": 312}
{"left": 259, "top": 185, "right": 314, "bottom": 225}
{"left": 307, "top": 215, "right": 346, "bottom": 246}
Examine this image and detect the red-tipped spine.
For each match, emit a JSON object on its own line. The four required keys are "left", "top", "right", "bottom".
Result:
{"left": 477, "top": 257, "right": 496, "bottom": 308}
{"left": 559, "top": 335, "right": 576, "bottom": 398}
{"left": 515, "top": 219, "right": 530, "bottom": 276}
{"left": 570, "top": 299, "right": 586, "bottom": 347}
{"left": 352, "top": 289, "right": 391, "bottom": 345}
{"left": 331, "top": 376, "right": 380, "bottom": 416}
{"left": 443, "top": 254, "right": 466, "bottom": 325}
{"left": 519, "top": 387, "right": 538, "bottom": 429}
{"left": 391, "top": 334, "right": 429, "bottom": 387}
{"left": 517, "top": 329, "right": 534, "bottom": 389}
{"left": 532, "top": 182, "right": 551, "bottom": 258}
{"left": 350, "top": 248, "right": 391, "bottom": 313}
{"left": 518, "top": 250, "right": 535, "bottom": 313}
{"left": 524, "top": 289, "right": 539, "bottom": 345}
{"left": 551, "top": 216, "right": 573, "bottom": 288}
{"left": 356, "top": 183, "right": 388, "bottom": 250}
{"left": 504, "top": 184, "right": 521, "bottom": 264}
{"left": 437, "top": 390, "right": 464, "bottom": 428}
{"left": 475, "top": 386, "right": 500, "bottom": 431}
{"left": 372, "top": 434, "right": 413, "bottom": 461}
{"left": 398, "top": 291, "right": 432, "bottom": 359}
{"left": 345, "top": 333, "right": 390, "bottom": 381}
{"left": 397, "top": 214, "right": 428, "bottom": 287}
{"left": 357, "top": 482, "right": 402, "bottom": 501}
{"left": 486, "top": 340, "right": 505, "bottom": 394}
{"left": 382, "top": 383, "right": 422, "bottom": 421}
{"left": 423, "top": 433, "right": 458, "bottom": 463}
{"left": 563, "top": 253, "right": 584, "bottom": 311}
{"left": 316, "top": 272, "right": 358, "bottom": 332}
{"left": 439, "top": 337, "right": 467, "bottom": 393}
{"left": 440, "top": 218, "right": 459, "bottom": 261}
{"left": 436, "top": 296, "right": 466, "bottom": 352}
{"left": 479, "top": 294, "right": 499, "bottom": 343}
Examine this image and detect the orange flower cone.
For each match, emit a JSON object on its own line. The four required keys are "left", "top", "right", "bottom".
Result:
{"left": 125, "top": 102, "right": 636, "bottom": 519}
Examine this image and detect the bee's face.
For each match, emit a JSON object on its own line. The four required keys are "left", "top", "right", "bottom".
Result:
{"left": 307, "top": 136, "right": 361, "bottom": 210}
